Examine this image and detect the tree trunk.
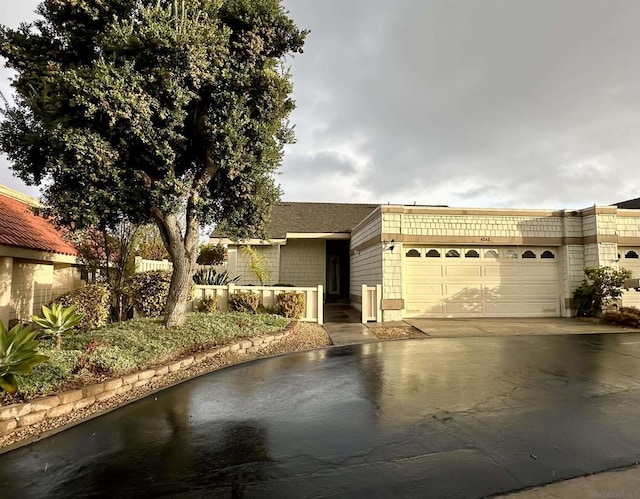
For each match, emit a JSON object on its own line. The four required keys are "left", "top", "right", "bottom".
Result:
{"left": 154, "top": 211, "right": 199, "bottom": 328}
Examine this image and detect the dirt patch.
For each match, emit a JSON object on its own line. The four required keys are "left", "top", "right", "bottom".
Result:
{"left": 0, "top": 323, "right": 331, "bottom": 452}
{"left": 372, "top": 326, "right": 427, "bottom": 340}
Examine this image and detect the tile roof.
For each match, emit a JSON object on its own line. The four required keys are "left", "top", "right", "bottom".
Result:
{"left": 615, "top": 197, "right": 640, "bottom": 209}
{"left": 213, "top": 202, "right": 379, "bottom": 239}
{"left": 0, "top": 193, "right": 77, "bottom": 256}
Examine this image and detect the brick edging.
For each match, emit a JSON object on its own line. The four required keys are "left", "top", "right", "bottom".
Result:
{"left": 0, "top": 321, "right": 299, "bottom": 435}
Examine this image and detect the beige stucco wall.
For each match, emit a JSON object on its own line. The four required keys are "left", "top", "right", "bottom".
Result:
{"left": 0, "top": 252, "right": 83, "bottom": 326}
{"left": 279, "top": 239, "right": 325, "bottom": 287}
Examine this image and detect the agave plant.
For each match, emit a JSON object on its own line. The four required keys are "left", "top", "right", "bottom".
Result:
{"left": 193, "top": 268, "right": 241, "bottom": 286}
{"left": 33, "top": 303, "right": 84, "bottom": 349}
{"left": 0, "top": 322, "right": 49, "bottom": 395}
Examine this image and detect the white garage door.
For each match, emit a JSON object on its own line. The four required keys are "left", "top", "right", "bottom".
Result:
{"left": 620, "top": 248, "right": 640, "bottom": 309}
{"left": 404, "top": 247, "right": 561, "bottom": 318}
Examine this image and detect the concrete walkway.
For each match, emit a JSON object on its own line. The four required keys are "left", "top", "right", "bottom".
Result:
{"left": 323, "top": 303, "right": 378, "bottom": 346}
{"left": 406, "top": 317, "right": 638, "bottom": 337}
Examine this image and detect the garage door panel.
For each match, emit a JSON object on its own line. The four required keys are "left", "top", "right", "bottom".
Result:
{"left": 444, "top": 284, "right": 482, "bottom": 297}
{"left": 443, "top": 302, "right": 484, "bottom": 315}
{"left": 520, "top": 265, "right": 557, "bottom": 278}
{"left": 484, "top": 265, "right": 519, "bottom": 277}
{"left": 404, "top": 265, "right": 443, "bottom": 278}
{"left": 404, "top": 246, "right": 560, "bottom": 318}
{"left": 445, "top": 266, "right": 482, "bottom": 277}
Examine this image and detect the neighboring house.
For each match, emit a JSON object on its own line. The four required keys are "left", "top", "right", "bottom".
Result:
{"left": 212, "top": 200, "right": 640, "bottom": 321}
{"left": 0, "top": 186, "right": 83, "bottom": 326}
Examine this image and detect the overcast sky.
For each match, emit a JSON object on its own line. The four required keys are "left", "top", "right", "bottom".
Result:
{"left": 1, "top": 0, "right": 639, "bottom": 208}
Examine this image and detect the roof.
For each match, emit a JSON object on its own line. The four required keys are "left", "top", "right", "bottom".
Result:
{"left": 0, "top": 192, "right": 77, "bottom": 256}
{"left": 615, "top": 197, "right": 640, "bottom": 209}
{"left": 213, "top": 202, "right": 379, "bottom": 239}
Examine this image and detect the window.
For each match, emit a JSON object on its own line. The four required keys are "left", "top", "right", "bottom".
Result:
{"left": 504, "top": 250, "right": 518, "bottom": 259}
{"left": 465, "top": 250, "right": 480, "bottom": 258}
{"left": 446, "top": 249, "right": 460, "bottom": 258}
{"left": 522, "top": 250, "right": 536, "bottom": 259}
{"left": 426, "top": 249, "right": 441, "bottom": 258}
{"left": 484, "top": 250, "right": 499, "bottom": 258}
{"left": 405, "top": 249, "right": 420, "bottom": 258}
{"left": 541, "top": 250, "right": 555, "bottom": 259}
{"left": 625, "top": 250, "right": 639, "bottom": 259}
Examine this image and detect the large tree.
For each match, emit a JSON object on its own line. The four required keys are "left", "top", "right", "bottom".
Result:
{"left": 0, "top": 0, "right": 306, "bottom": 326}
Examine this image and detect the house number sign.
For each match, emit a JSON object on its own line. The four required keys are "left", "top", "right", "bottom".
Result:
{"left": 480, "top": 237, "right": 491, "bottom": 242}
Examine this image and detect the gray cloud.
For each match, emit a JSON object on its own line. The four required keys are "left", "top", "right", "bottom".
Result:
{"left": 2, "top": 0, "right": 640, "bottom": 208}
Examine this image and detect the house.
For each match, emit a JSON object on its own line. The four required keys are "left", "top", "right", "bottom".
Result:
{"left": 211, "top": 200, "right": 640, "bottom": 321}
{"left": 0, "top": 186, "right": 83, "bottom": 326}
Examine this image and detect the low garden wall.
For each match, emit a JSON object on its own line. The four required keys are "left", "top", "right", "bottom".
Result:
{"left": 0, "top": 322, "right": 298, "bottom": 436}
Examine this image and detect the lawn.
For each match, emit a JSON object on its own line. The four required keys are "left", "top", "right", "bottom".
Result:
{"left": 15, "top": 312, "right": 289, "bottom": 400}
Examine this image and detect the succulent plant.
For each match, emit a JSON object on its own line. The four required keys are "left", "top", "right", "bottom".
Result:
{"left": 33, "top": 303, "right": 84, "bottom": 349}
{"left": 0, "top": 322, "right": 49, "bottom": 395}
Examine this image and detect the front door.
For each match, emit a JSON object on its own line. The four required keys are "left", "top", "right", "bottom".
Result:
{"left": 326, "top": 239, "right": 350, "bottom": 302}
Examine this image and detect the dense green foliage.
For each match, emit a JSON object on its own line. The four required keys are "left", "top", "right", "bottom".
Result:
{"left": 126, "top": 271, "right": 172, "bottom": 317}
{"left": 192, "top": 268, "right": 240, "bottom": 285}
{"left": 18, "top": 313, "right": 288, "bottom": 398}
{"left": 276, "top": 291, "right": 305, "bottom": 319}
{"left": 573, "top": 266, "right": 633, "bottom": 316}
{"left": 197, "top": 244, "right": 226, "bottom": 265}
{"left": 0, "top": 322, "right": 49, "bottom": 395}
{"left": 54, "top": 284, "right": 111, "bottom": 331}
{"left": 0, "top": 0, "right": 307, "bottom": 327}
{"left": 229, "top": 291, "right": 262, "bottom": 313}
{"left": 33, "top": 304, "right": 84, "bottom": 349}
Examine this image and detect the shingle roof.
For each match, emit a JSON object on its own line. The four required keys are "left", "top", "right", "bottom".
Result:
{"left": 213, "top": 202, "right": 379, "bottom": 239}
{"left": 616, "top": 197, "right": 640, "bottom": 209}
{"left": 0, "top": 193, "right": 77, "bottom": 256}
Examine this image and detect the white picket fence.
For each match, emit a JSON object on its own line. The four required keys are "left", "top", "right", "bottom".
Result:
{"left": 134, "top": 257, "right": 226, "bottom": 274}
{"left": 361, "top": 284, "right": 382, "bottom": 323}
{"left": 193, "top": 284, "right": 324, "bottom": 324}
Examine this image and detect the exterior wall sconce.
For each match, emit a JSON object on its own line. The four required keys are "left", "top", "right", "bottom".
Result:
{"left": 351, "top": 249, "right": 361, "bottom": 256}
{"left": 382, "top": 239, "right": 395, "bottom": 252}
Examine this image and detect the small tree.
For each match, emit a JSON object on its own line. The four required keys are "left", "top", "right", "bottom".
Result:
{"left": 242, "top": 245, "right": 271, "bottom": 285}
{"left": 0, "top": 0, "right": 307, "bottom": 327}
{"left": 573, "top": 266, "right": 632, "bottom": 316}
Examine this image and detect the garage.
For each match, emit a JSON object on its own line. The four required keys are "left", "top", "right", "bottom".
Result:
{"left": 403, "top": 246, "right": 561, "bottom": 318}
{"left": 620, "top": 248, "right": 640, "bottom": 309}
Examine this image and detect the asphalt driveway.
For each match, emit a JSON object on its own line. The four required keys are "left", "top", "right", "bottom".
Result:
{"left": 3, "top": 333, "right": 640, "bottom": 497}
{"left": 406, "top": 317, "right": 638, "bottom": 337}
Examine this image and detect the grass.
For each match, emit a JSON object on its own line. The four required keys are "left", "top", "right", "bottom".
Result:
{"left": 15, "top": 312, "right": 289, "bottom": 399}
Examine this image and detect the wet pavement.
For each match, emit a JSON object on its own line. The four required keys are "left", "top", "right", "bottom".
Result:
{"left": 3, "top": 334, "right": 640, "bottom": 498}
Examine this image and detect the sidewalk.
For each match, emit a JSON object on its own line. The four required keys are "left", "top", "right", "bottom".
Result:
{"left": 323, "top": 303, "right": 378, "bottom": 346}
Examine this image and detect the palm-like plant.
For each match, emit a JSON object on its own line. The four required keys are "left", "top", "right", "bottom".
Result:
{"left": 0, "top": 322, "right": 49, "bottom": 395}
{"left": 33, "top": 304, "right": 84, "bottom": 349}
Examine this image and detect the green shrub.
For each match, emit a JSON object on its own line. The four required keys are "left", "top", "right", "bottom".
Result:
{"left": 0, "top": 322, "right": 49, "bottom": 395}
{"left": 197, "top": 243, "right": 226, "bottom": 265}
{"left": 276, "top": 292, "right": 305, "bottom": 319}
{"left": 199, "top": 295, "right": 219, "bottom": 313}
{"left": 229, "top": 291, "right": 261, "bottom": 313}
{"left": 33, "top": 303, "right": 84, "bottom": 349}
{"left": 53, "top": 284, "right": 110, "bottom": 330}
{"left": 193, "top": 268, "right": 240, "bottom": 285}
{"left": 573, "top": 266, "right": 633, "bottom": 317}
{"left": 126, "top": 270, "right": 172, "bottom": 318}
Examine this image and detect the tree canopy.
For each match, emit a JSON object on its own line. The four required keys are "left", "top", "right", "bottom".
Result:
{"left": 0, "top": 0, "right": 307, "bottom": 326}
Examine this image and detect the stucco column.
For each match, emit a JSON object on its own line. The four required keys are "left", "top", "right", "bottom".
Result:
{"left": 0, "top": 257, "right": 13, "bottom": 326}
